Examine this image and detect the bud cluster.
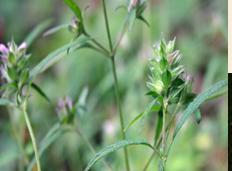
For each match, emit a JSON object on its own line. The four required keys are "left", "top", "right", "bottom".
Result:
{"left": 56, "top": 96, "right": 75, "bottom": 124}
{"left": 0, "top": 40, "right": 30, "bottom": 104}
{"left": 147, "top": 38, "right": 193, "bottom": 107}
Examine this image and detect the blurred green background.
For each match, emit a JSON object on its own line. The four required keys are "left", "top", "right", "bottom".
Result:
{"left": 0, "top": 0, "right": 228, "bottom": 171}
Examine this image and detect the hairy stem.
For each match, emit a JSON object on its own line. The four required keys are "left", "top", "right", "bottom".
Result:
{"left": 22, "top": 102, "right": 41, "bottom": 171}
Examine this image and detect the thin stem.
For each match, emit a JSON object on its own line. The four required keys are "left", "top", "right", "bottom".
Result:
{"left": 101, "top": 0, "right": 130, "bottom": 170}
{"left": 142, "top": 152, "right": 156, "bottom": 171}
{"left": 22, "top": 102, "right": 41, "bottom": 171}
{"left": 8, "top": 107, "right": 27, "bottom": 171}
{"left": 84, "top": 32, "right": 110, "bottom": 57}
{"left": 162, "top": 101, "right": 167, "bottom": 150}
{"left": 111, "top": 57, "right": 130, "bottom": 171}
{"left": 142, "top": 103, "right": 181, "bottom": 171}
{"left": 102, "top": 0, "right": 113, "bottom": 52}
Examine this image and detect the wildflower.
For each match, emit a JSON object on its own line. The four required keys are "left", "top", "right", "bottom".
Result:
{"left": 0, "top": 44, "right": 9, "bottom": 55}
{"left": 56, "top": 96, "right": 75, "bottom": 124}
{"left": 0, "top": 44, "right": 9, "bottom": 64}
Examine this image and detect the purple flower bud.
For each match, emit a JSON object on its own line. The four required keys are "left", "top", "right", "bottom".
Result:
{"left": 56, "top": 96, "right": 73, "bottom": 115}
{"left": 0, "top": 44, "right": 9, "bottom": 55}
{"left": 65, "top": 96, "right": 73, "bottom": 110}
{"left": 56, "top": 98, "right": 65, "bottom": 112}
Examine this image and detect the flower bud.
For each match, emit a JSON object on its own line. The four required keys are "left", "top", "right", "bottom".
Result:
{"left": 0, "top": 44, "right": 9, "bottom": 55}
{"left": 68, "top": 17, "right": 80, "bottom": 34}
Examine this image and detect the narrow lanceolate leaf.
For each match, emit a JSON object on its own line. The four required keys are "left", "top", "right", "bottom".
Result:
{"left": 24, "top": 20, "right": 52, "bottom": 47}
{"left": 0, "top": 99, "right": 14, "bottom": 106}
{"left": 124, "top": 99, "right": 158, "bottom": 132}
{"left": 43, "top": 24, "right": 69, "bottom": 37}
{"left": 84, "top": 140, "right": 156, "bottom": 171}
{"left": 137, "top": 15, "right": 150, "bottom": 27}
{"left": 173, "top": 80, "right": 228, "bottom": 139}
{"left": 30, "top": 37, "right": 90, "bottom": 78}
{"left": 31, "top": 83, "right": 51, "bottom": 103}
{"left": 63, "top": 0, "right": 83, "bottom": 23}
{"left": 154, "top": 112, "right": 163, "bottom": 145}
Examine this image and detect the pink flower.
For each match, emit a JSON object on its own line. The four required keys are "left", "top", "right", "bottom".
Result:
{"left": 0, "top": 44, "right": 9, "bottom": 55}
{"left": 0, "top": 44, "right": 9, "bottom": 64}
{"left": 65, "top": 96, "right": 73, "bottom": 110}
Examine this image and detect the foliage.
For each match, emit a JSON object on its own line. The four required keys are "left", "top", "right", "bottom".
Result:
{"left": 0, "top": 0, "right": 227, "bottom": 171}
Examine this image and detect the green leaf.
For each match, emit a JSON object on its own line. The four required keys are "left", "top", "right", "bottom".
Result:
{"left": 205, "top": 87, "right": 227, "bottom": 101}
{"left": 173, "top": 80, "right": 228, "bottom": 139}
{"left": 194, "top": 109, "right": 201, "bottom": 124}
{"left": 154, "top": 111, "right": 163, "bottom": 145}
{"left": 43, "top": 24, "right": 69, "bottom": 37}
{"left": 137, "top": 15, "right": 150, "bottom": 27}
{"left": 31, "top": 83, "right": 51, "bottom": 103}
{"left": 124, "top": 99, "right": 158, "bottom": 132}
{"left": 30, "top": 37, "right": 90, "bottom": 78}
{"left": 84, "top": 140, "right": 156, "bottom": 171}
{"left": 63, "top": 0, "right": 83, "bottom": 24}
{"left": 20, "top": 68, "right": 30, "bottom": 84}
{"left": 161, "top": 70, "right": 172, "bottom": 88}
{"left": 24, "top": 20, "right": 52, "bottom": 47}
{"left": 0, "top": 98, "right": 13, "bottom": 106}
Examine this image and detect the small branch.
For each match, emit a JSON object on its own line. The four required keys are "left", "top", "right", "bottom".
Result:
{"left": 102, "top": 0, "right": 113, "bottom": 52}
{"left": 111, "top": 57, "right": 130, "bottom": 171}
{"left": 84, "top": 32, "right": 110, "bottom": 57}
{"left": 101, "top": 0, "right": 130, "bottom": 170}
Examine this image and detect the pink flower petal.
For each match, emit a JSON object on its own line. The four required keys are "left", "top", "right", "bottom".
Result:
{"left": 0, "top": 44, "right": 9, "bottom": 54}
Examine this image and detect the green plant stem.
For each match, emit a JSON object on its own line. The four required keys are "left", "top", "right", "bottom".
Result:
{"left": 8, "top": 107, "right": 27, "bottom": 171}
{"left": 101, "top": 0, "right": 130, "bottom": 170}
{"left": 84, "top": 32, "right": 110, "bottom": 56}
{"left": 142, "top": 103, "right": 181, "bottom": 171}
{"left": 102, "top": 0, "right": 113, "bottom": 52}
{"left": 22, "top": 102, "right": 41, "bottom": 171}
{"left": 142, "top": 152, "right": 156, "bottom": 171}
{"left": 162, "top": 102, "right": 167, "bottom": 150}
{"left": 111, "top": 57, "right": 130, "bottom": 171}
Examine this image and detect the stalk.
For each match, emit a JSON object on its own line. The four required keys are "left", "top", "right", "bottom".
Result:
{"left": 22, "top": 101, "right": 41, "bottom": 171}
{"left": 102, "top": 0, "right": 130, "bottom": 170}
{"left": 111, "top": 57, "right": 130, "bottom": 171}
